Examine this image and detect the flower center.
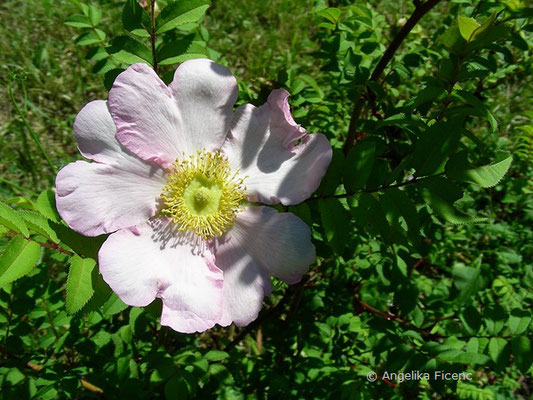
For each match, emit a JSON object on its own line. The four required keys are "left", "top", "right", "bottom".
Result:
{"left": 161, "top": 150, "right": 246, "bottom": 240}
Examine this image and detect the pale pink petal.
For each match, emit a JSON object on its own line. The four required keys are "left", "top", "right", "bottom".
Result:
{"left": 214, "top": 206, "right": 314, "bottom": 326}
{"left": 214, "top": 239, "right": 272, "bottom": 327}
{"left": 73, "top": 99, "right": 168, "bottom": 170}
{"left": 55, "top": 159, "right": 166, "bottom": 236}
{"left": 73, "top": 100, "right": 124, "bottom": 164}
{"left": 109, "top": 61, "right": 237, "bottom": 168}
{"left": 221, "top": 89, "right": 332, "bottom": 205}
{"left": 98, "top": 219, "right": 224, "bottom": 333}
{"left": 108, "top": 63, "right": 184, "bottom": 168}
{"left": 169, "top": 58, "right": 238, "bottom": 154}
{"left": 231, "top": 206, "right": 315, "bottom": 283}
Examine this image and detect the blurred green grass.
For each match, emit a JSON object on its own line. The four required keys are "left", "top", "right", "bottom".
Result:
{"left": 0, "top": 0, "right": 323, "bottom": 195}
{"left": 0, "top": 0, "right": 108, "bottom": 193}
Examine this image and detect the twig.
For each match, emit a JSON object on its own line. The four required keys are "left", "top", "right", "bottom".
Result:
{"left": 308, "top": 172, "right": 444, "bottom": 202}
{"left": 5, "top": 231, "right": 74, "bottom": 256}
{"left": 344, "top": 0, "right": 444, "bottom": 154}
{"left": 35, "top": 241, "right": 74, "bottom": 256}
{"left": 354, "top": 293, "right": 443, "bottom": 340}
{"left": 150, "top": 0, "right": 158, "bottom": 73}
{"left": 81, "top": 378, "right": 104, "bottom": 394}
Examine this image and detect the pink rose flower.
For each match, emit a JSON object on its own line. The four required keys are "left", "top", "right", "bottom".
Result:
{"left": 55, "top": 60, "right": 332, "bottom": 333}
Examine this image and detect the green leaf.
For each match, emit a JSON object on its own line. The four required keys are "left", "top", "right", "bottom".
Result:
{"left": 66, "top": 255, "right": 96, "bottom": 314}
{"left": 297, "top": 74, "right": 324, "bottom": 98}
{"left": 488, "top": 338, "right": 510, "bottom": 369}
{"left": 452, "top": 263, "right": 485, "bottom": 303}
{"left": 157, "top": 36, "right": 196, "bottom": 64}
{"left": 452, "top": 90, "right": 498, "bottom": 132}
{"left": 394, "top": 281, "right": 418, "bottom": 310}
{"left": 497, "top": 0, "right": 525, "bottom": 10}
{"left": 204, "top": 350, "right": 229, "bottom": 362}
{"left": 459, "top": 305, "right": 482, "bottom": 334}
{"left": 159, "top": 40, "right": 208, "bottom": 65}
{"left": 155, "top": 0, "right": 210, "bottom": 34}
{"left": 86, "top": 46, "right": 109, "bottom": 62}
{"left": 0, "top": 201, "right": 29, "bottom": 237}
{"left": 0, "top": 236, "right": 41, "bottom": 286}
{"left": 511, "top": 336, "right": 533, "bottom": 373}
{"left": 289, "top": 203, "right": 312, "bottom": 226}
{"left": 468, "top": 24, "right": 512, "bottom": 51}
{"left": 317, "top": 7, "right": 341, "bottom": 24}
{"left": 344, "top": 141, "right": 376, "bottom": 191}
{"left": 102, "top": 294, "right": 129, "bottom": 315}
{"left": 318, "top": 198, "right": 350, "bottom": 254}
{"left": 37, "top": 189, "right": 61, "bottom": 222}
{"left": 412, "top": 86, "right": 447, "bottom": 108}
{"left": 410, "top": 307, "right": 424, "bottom": 328}
{"left": 316, "top": 148, "right": 343, "bottom": 195}
{"left": 446, "top": 152, "right": 512, "bottom": 188}
{"left": 457, "top": 16, "right": 481, "bottom": 41}
{"left": 122, "top": 0, "right": 145, "bottom": 32}
{"left": 104, "top": 68, "right": 125, "bottom": 91}
{"left": 165, "top": 374, "right": 189, "bottom": 399}
{"left": 381, "top": 189, "right": 420, "bottom": 244}
{"left": 438, "top": 349, "right": 489, "bottom": 365}
{"left": 48, "top": 220, "right": 105, "bottom": 260}
{"left": 84, "top": 267, "right": 112, "bottom": 311}
{"left": 349, "top": 193, "right": 401, "bottom": 245}
{"left": 484, "top": 305, "right": 507, "bottom": 335}
{"left": 75, "top": 30, "right": 106, "bottom": 46}
{"left": 158, "top": 52, "right": 207, "bottom": 65}
{"left": 409, "top": 120, "right": 464, "bottom": 177}
{"left": 107, "top": 36, "right": 153, "bottom": 65}
{"left": 64, "top": 14, "right": 92, "bottom": 28}
{"left": 18, "top": 211, "right": 59, "bottom": 243}
{"left": 129, "top": 307, "right": 144, "bottom": 331}
{"left": 419, "top": 177, "right": 487, "bottom": 224}
{"left": 342, "top": 47, "right": 362, "bottom": 78}
{"left": 440, "top": 25, "right": 466, "bottom": 53}
{"left": 508, "top": 309, "right": 531, "bottom": 335}
{"left": 92, "top": 57, "right": 116, "bottom": 75}
{"left": 88, "top": 5, "right": 102, "bottom": 26}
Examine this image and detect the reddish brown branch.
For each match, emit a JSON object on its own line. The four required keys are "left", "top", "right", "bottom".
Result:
{"left": 354, "top": 293, "right": 446, "bottom": 340}
{"left": 344, "top": 0, "right": 444, "bottom": 153}
{"left": 5, "top": 232, "right": 74, "bottom": 256}
{"left": 377, "top": 373, "right": 397, "bottom": 388}
{"left": 34, "top": 240, "right": 74, "bottom": 256}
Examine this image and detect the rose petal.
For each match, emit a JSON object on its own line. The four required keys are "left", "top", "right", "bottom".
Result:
{"left": 109, "top": 61, "right": 237, "bottom": 168}
{"left": 108, "top": 63, "right": 184, "bottom": 168}
{"left": 98, "top": 219, "right": 224, "bottom": 333}
{"left": 72, "top": 100, "right": 121, "bottom": 164}
{"left": 214, "top": 237, "right": 272, "bottom": 327}
{"left": 55, "top": 159, "right": 166, "bottom": 237}
{"left": 214, "top": 206, "right": 314, "bottom": 326}
{"left": 222, "top": 89, "right": 332, "bottom": 205}
{"left": 169, "top": 58, "right": 238, "bottom": 154}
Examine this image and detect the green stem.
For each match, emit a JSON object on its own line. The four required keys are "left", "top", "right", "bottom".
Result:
{"left": 0, "top": 176, "right": 37, "bottom": 195}
{"left": 8, "top": 83, "right": 57, "bottom": 174}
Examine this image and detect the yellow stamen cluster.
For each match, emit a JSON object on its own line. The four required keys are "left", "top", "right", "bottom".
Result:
{"left": 161, "top": 150, "right": 247, "bottom": 240}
